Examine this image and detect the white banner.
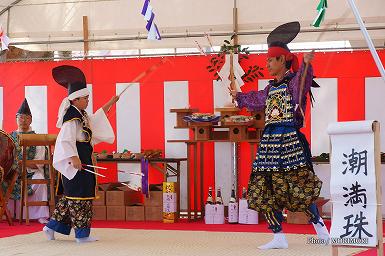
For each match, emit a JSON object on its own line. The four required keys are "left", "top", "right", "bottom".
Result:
{"left": 218, "top": 54, "right": 245, "bottom": 92}
{"left": 328, "top": 120, "right": 377, "bottom": 247}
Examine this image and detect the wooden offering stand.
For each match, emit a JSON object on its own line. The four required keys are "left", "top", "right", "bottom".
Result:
{"left": 170, "top": 108, "right": 264, "bottom": 142}
{"left": 189, "top": 122, "right": 215, "bottom": 141}
{"left": 252, "top": 111, "right": 265, "bottom": 128}
{"left": 168, "top": 108, "right": 265, "bottom": 221}
{"left": 170, "top": 108, "right": 198, "bottom": 128}
{"left": 214, "top": 107, "right": 239, "bottom": 118}
{"left": 221, "top": 119, "right": 256, "bottom": 142}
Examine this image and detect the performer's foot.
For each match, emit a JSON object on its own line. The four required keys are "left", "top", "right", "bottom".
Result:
{"left": 38, "top": 218, "right": 49, "bottom": 224}
{"left": 76, "top": 236, "right": 99, "bottom": 243}
{"left": 42, "top": 226, "right": 55, "bottom": 240}
{"left": 258, "top": 232, "right": 288, "bottom": 249}
{"left": 312, "top": 217, "right": 330, "bottom": 245}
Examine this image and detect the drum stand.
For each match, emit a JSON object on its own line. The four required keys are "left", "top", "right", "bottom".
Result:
{"left": 0, "top": 171, "right": 18, "bottom": 225}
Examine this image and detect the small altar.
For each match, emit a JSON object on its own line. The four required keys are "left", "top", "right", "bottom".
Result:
{"left": 168, "top": 107, "right": 264, "bottom": 221}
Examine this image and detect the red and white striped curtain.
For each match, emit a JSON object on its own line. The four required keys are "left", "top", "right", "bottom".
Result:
{"left": 0, "top": 51, "right": 384, "bottom": 210}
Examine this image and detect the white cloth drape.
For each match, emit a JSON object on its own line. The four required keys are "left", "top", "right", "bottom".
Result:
{"left": 218, "top": 54, "right": 246, "bottom": 92}
{"left": 7, "top": 145, "right": 49, "bottom": 220}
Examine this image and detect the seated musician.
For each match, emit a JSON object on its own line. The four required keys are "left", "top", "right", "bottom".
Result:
{"left": 2, "top": 99, "right": 49, "bottom": 223}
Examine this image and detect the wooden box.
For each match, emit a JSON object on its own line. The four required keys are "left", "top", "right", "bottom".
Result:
{"left": 211, "top": 129, "right": 229, "bottom": 140}
{"left": 106, "top": 187, "right": 143, "bottom": 206}
{"left": 107, "top": 206, "right": 126, "bottom": 220}
{"left": 170, "top": 108, "right": 198, "bottom": 128}
{"left": 214, "top": 107, "right": 239, "bottom": 118}
{"left": 93, "top": 190, "right": 106, "bottom": 206}
{"left": 92, "top": 206, "right": 106, "bottom": 220}
{"left": 246, "top": 129, "right": 261, "bottom": 141}
{"left": 229, "top": 125, "right": 248, "bottom": 141}
{"left": 126, "top": 206, "right": 145, "bottom": 221}
{"left": 144, "top": 190, "right": 163, "bottom": 207}
{"left": 106, "top": 190, "right": 130, "bottom": 206}
{"left": 286, "top": 197, "right": 329, "bottom": 224}
{"left": 145, "top": 206, "right": 163, "bottom": 221}
{"left": 286, "top": 211, "right": 309, "bottom": 224}
{"left": 222, "top": 121, "right": 253, "bottom": 142}
{"left": 252, "top": 111, "right": 265, "bottom": 129}
{"left": 190, "top": 122, "right": 213, "bottom": 141}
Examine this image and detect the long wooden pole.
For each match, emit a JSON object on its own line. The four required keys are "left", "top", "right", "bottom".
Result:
{"left": 83, "top": 16, "right": 89, "bottom": 57}
{"left": 229, "top": 0, "right": 238, "bottom": 93}
{"left": 117, "top": 58, "right": 167, "bottom": 98}
{"left": 231, "top": 0, "right": 239, "bottom": 200}
{"left": 232, "top": 0, "right": 238, "bottom": 46}
{"left": 229, "top": 52, "right": 235, "bottom": 92}
{"left": 105, "top": 58, "right": 168, "bottom": 114}
{"left": 373, "top": 121, "right": 384, "bottom": 256}
{"left": 298, "top": 61, "right": 309, "bottom": 123}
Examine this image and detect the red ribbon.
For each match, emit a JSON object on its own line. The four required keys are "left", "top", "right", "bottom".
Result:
{"left": 267, "top": 46, "right": 299, "bottom": 72}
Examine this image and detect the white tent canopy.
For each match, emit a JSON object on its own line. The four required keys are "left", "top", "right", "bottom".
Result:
{"left": 0, "top": 0, "right": 384, "bottom": 51}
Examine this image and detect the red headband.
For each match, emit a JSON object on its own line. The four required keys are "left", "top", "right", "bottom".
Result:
{"left": 267, "top": 46, "right": 299, "bottom": 72}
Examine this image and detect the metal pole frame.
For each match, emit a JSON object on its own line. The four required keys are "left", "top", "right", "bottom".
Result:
{"left": 347, "top": 0, "right": 385, "bottom": 82}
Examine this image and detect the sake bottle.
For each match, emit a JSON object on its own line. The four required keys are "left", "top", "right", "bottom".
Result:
{"left": 206, "top": 186, "right": 214, "bottom": 205}
{"left": 215, "top": 187, "right": 223, "bottom": 205}
{"left": 241, "top": 187, "right": 247, "bottom": 200}
{"left": 229, "top": 184, "right": 237, "bottom": 203}
{"left": 228, "top": 184, "right": 239, "bottom": 224}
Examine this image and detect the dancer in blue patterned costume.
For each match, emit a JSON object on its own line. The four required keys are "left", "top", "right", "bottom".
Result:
{"left": 231, "top": 22, "right": 329, "bottom": 249}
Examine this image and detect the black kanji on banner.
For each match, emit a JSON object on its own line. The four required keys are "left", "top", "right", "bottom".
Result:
{"left": 342, "top": 148, "right": 368, "bottom": 175}
{"left": 343, "top": 181, "right": 367, "bottom": 208}
{"left": 340, "top": 211, "right": 373, "bottom": 239}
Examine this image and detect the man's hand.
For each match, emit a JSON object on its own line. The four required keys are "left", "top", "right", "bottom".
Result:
{"left": 109, "top": 95, "right": 120, "bottom": 105}
{"left": 70, "top": 156, "right": 82, "bottom": 170}
{"left": 103, "top": 95, "right": 120, "bottom": 113}
{"left": 26, "top": 163, "right": 38, "bottom": 169}
{"left": 304, "top": 50, "right": 315, "bottom": 64}
{"left": 228, "top": 87, "right": 238, "bottom": 100}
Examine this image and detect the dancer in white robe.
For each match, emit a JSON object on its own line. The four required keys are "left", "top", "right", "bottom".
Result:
{"left": 43, "top": 65, "right": 119, "bottom": 243}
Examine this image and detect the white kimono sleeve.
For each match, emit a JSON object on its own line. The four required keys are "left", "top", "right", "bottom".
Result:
{"left": 53, "top": 121, "right": 80, "bottom": 180}
{"left": 88, "top": 108, "right": 115, "bottom": 145}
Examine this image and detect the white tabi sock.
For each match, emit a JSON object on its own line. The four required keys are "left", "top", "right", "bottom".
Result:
{"left": 42, "top": 226, "right": 55, "bottom": 240}
{"left": 312, "top": 217, "right": 330, "bottom": 245}
{"left": 76, "top": 236, "right": 99, "bottom": 243}
{"left": 258, "top": 232, "right": 288, "bottom": 250}
{"left": 38, "top": 218, "right": 49, "bottom": 224}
